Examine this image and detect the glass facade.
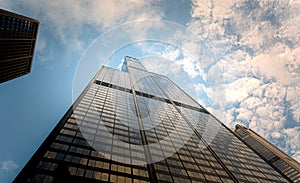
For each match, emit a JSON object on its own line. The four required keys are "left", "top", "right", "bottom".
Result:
{"left": 14, "top": 56, "right": 290, "bottom": 182}
{"left": 0, "top": 8, "right": 39, "bottom": 83}
{"left": 235, "top": 124, "right": 300, "bottom": 182}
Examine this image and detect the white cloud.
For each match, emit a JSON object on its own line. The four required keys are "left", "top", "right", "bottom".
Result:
{"left": 286, "top": 87, "right": 300, "bottom": 122}
{"left": 271, "top": 131, "right": 282, "bottom": 139}
{"left": 1, "top": 0, "right": 164, "bottom": 64}
{"left": 184, "top": 0, "right": 300, "bottom": 161}
{"left": 283, "top": 127, "right": 300, "bottom": 154}
{"left": 161, "top": 48, "right": 180, "bottom": 61}
{"left": 225, "top": 77, "right": 260, "bottom": 104}
{"left": 1, "top": 0, "right": 299, "bottom": 164}
{"left": 1, "top": 160, "right": 19, "bottom": 172}
{"left": 142, "top": 56, "right": 181, "bottom": 76}
{"left": 36, "top": 0, "right": 162, "bottom": 42}
{"left": 176, "top": 57, "right": 199, "bottom": 79}
{"left": 236, "top": 107, "right": 252, "bottom": 121}
{"left": 292, "top": 150, "right": 300, "bottom": 162}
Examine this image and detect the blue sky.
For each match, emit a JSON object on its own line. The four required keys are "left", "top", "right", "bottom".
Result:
{"left": 0, "top": 0, "right": 299, "bottom": 182}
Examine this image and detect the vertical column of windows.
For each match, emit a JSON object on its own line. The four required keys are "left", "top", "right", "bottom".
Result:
{"left": 19, "top": 58, "right": 292, "bottom": 183}
{"left": 128, "top": 68, "right": 165, "bottom": 98}
{"left": 210, "top": 125, "right": 288, "bottom": 182}
{"left": 30, "top": 67, "right": 152, "bottom": 183}
{"left": 179, "top": 106, "right": 288, "bottom": 182}
{"left": 152, "top": 76, "right": 200, "bottom": 108}
{"left": 134, "top": 92, "right": 232, "bottom": 182}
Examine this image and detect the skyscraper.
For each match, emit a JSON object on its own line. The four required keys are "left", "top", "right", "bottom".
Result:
{"left": 14, "top": 56, "right": 291, "bottom": 182}
{"left": 0, "top": 8, "right": 39, "bottom": 83}
{"left": 235, "top": 124, "right": 300, "bottom": 182}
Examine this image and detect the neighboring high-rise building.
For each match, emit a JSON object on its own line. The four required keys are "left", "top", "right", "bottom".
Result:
{"left": 235, "top": 124, "right": 300, "bottom": 182}
{"left": 14, "top": 56, "right": 291, "bottom": 182}
{"left": 0, "top": 8, "right": 39, "bottom": 83}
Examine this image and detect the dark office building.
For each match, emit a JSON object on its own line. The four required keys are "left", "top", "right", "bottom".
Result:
{"left": 0, "top": 8, "right": 39, "bottom": 83}
{"left": 235, "top": 124, "right": 300, "bottom": 182}
{"left": 14, "top": 56, "right": 291, "bottom": 182}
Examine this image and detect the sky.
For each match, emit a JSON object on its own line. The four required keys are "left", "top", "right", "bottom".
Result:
{"left": 0, "top": 0, "right": 299, "bottom": 182}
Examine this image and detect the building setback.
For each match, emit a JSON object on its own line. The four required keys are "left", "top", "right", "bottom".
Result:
{"left": 14, "top": 56, "right": 291, "bottom": 182}
{"left": 0, "top": 8, "right": 39, "bottom": 83}
{"left": 235, "top": 124, "right": 300, "bottom": 182}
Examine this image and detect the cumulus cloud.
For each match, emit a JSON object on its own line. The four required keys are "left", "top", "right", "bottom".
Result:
{"left": 0, "top": 0, "right": 164, "bottom": 64}
{"left": 18, "top": 0, "right": 162, "bottom": 41}
{"left": 1, "top": 0, "right": 299, "bottom": 163}
{"left": 178, "top": 0, "right": 300, "bottom": 162}
{"left": 1, "top": 160, "right": 19, "bottom": 172}
{"left": 225, "top": 77, "right": 261, "bottom": 104}
{"left": 176, "top": 57, "right": 199, "bottom": 79}
{"left": 292, "top": 150, "right": 300, "bottom": 162}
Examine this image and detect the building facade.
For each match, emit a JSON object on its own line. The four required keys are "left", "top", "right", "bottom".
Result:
{"left": 0, "top": 8, "right": 39, "bottom": 83}
{"left": 14, "top": 56, "right": 291, "bottom": 182}
{"left": 235, "top": 124, "right": 300, "bottom": 182}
